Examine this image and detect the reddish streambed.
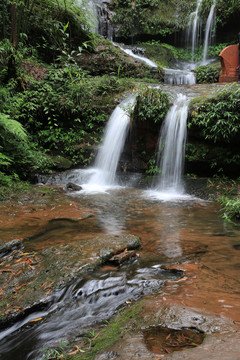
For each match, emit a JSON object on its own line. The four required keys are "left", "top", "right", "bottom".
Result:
{"left": 0, "top": 184, "right": 240, "bottom": 359}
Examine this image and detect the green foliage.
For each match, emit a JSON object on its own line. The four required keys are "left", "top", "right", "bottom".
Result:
{"left": 145, "top": 155, "right": 161, "bottom": 182}
{"left": 137, "top": 41, "right": 184, "bottom": 68}
{"left": 133, "top": 86, "right": 170, "bottom": 123}
{"left": 185, "top": 143, "right": 209, "bottom": 161}
{"left": 160, "top": 43, "right": 192, "bottom": 62}
{"left": 1, "top": 58, "right": 135, "bottom": 169}
{"left": 112, "top": 0, "right": 194, "bottom": 39}
{"left": 0, "top": 173, "right": 33, "bottom": 200}
{"left": 0, "top": 0, "right": 94, "bottom": 45}
{"left": 0, "top": 110, "right": 56, "bottom": 180}
{"left": 0, "top": 112, "right": 28, "bottom": 174}
{"left": 218, "top": 196, "right": 240, "bottom": 222}
{"left": 194, "top": 63, "right": 221, "bottom": 84}
{"left": 80, "top": 303, "right": 141, "bottom": 360}
{"left": 0, "top": 112, "right": 27, "bottom": 139}
{"left": 41, "top": 339, "right": 69, "bottom": 360}
{"left": 215, "top": 0, "right": 240, "bottom": 26}
{"left": 189, "top": 83, "right": 240, "bottom": 143}
{"left": 207, "top": 42, "right": 235, "bottom": 58}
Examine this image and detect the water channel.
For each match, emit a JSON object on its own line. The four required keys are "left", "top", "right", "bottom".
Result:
{"left": 1, "top": 165, "right": 240, "bottom": 359}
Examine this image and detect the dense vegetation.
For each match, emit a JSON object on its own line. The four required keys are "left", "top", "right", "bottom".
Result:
{"left": 133, "top": 86, "right": 170, "bottom": 123}
{"left": 0, "top": 0, "right": 143, "bottom": 193}
{"left": 187, "top": 83, "right": 240, "bottom": 177}
{"left": 112, "top": 0, "right": 196, "bottom": 40}
{"left": 0, "top": 0, "right": 240, "bottom": 198}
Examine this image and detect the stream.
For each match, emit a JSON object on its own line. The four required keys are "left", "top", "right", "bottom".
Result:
{"left": 1, "top": 181, "right": 240, "bottom": 359}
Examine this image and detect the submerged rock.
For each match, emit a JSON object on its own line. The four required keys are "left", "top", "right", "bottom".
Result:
{"left": 66, "top": 182, "right": 83, "bottom": 191}
{"left": 0, "top": 239, "right": 22, "bottom": 258}
{"left": 0, "top": 234, "right": 141, "bottom": 325}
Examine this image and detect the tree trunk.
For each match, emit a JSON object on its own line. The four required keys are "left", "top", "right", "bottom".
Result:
{"left": 10, "top": 3, "right": 18, "bottom": 48}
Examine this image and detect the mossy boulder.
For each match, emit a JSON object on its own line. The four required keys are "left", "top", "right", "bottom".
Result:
{"left": 143, "top": 43, "right": 178, "bottom": 68}
{"left": 51, "top": 155, "right": 73, "bottom": 170}
{"left": 76, "top": 38, "right": 159, "bottom": 79}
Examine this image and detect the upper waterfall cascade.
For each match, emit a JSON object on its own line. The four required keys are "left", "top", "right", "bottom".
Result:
{"left": 187, "top": 0, "right": 216, "bottom": 63}
{"left": 202, "top": 0, "right": 217, "bottom": 63}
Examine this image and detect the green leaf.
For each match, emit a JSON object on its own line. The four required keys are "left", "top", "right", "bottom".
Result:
{"left": 0, "top": 113, "right": 27, "bottom": 141}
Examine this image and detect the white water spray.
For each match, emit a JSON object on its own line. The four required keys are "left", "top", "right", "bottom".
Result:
{"left": 85, "top": 96, "right": 135, "bottom": 190}
{"left": 114, "top": 43, "right": 158, "bottom": 68}
{"left": 164, "top": 68, "right": 196, "bottom": 85}
{"left": 202, "top": 0, "right": 216, "bottom": 63}
{"left": 155, "top": 94, "right": 189, "bottom": 195}
{"left": 187, "top": 0, "right": 203, "bottom": 62}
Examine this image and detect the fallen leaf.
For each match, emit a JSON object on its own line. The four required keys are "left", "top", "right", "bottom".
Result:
{"left": 67, "top": 349, "right": 79, "bottom": 355}
{"left": 13, "top": 305, "right": 24, "bottom": 312}
{"left": 91, "top": 332, "right": 99, "bottom": 341}
{"left": 29, "top": 317, "right": 42, "bottom": 322}
{"left": 176, "top": 277, "right": 187, "bottom": 282}
{"left": 0, "top": 289, "right": 3, "bottom": 295}
{"left": 46, "top": 281, "right": 54, "bottom": 288}
{"left": 14, "top": 284, "right": 27, "bottom": 292}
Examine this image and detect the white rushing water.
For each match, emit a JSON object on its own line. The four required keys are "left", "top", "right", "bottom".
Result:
{"left": 164, "top": 68, "right": 196, "bottom": 85}
{"left": 121, "top": 48, "right": 158, "bottom": 68}
{"left": 114, "top": 43, "right": 158, "bottom": 68}
{"left": 202, "top": 0, "right": 216, "bottom": 63}
{"left": 81, "top": 95, "right": 135, "bottom": 192}
{"left": 153, "top": 94, "right": 189, "bottom": 199}
{"left": 187, "top": 0, "right": 203, "bottom": 62}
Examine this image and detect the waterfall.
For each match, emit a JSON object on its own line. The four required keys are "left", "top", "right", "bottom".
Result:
{"left": 202, "top": 0, "right": 216, "bottom": 63}
{"left": 114, "top": 43, "right": 158, "bottom": 68}
{"left": 155, "top": 94, "right": 189, "bottom": 194}
{"left": 187, "top": 0, "right": 203, "bottom": 62}
{"left": 85, "top": 96, "right": 135, "bottom": 189}
{"left": 164, "top": 68, "right": 196, "bottom": 85}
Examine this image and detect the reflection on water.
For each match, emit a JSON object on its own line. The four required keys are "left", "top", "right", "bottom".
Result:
{"left": 1, "top": 185, "right": 240, "bottom": 358}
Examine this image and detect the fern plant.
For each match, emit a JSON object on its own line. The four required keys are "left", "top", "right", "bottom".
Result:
{"left": 0, "top": 112, "right": 28, "bottom": 179}
{"left": 0, "top": 113, "right": 27, "bottom": 140}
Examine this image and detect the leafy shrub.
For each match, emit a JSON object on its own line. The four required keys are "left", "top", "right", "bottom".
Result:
{"left": 218, "top": 196, "right": 240, "bottom": 222}
{"left": 1, "top": 59, "right": 135, "bottom": 169}
{"left": 208, "top": 43, "right": 234, "bottom": 58}
{"left": 133, "top": 86, "right": 170, "bottom": 123}
{"left": 189, "top": 83, "right": 240, "bottom": 143}
{"left": 194, "top": 63, "right": 221, "bottom": 83}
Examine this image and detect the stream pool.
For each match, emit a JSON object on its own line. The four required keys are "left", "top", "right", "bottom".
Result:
{"left": 0, "top": 181, "right": 240, "bottom": 359}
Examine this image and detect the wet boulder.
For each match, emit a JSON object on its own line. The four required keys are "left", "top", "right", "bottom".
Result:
{"left": 66, "top": 182, "right": 83, "bottom": 191}
{"left": 0, "top": 239, "right": 23, "bottom": 258}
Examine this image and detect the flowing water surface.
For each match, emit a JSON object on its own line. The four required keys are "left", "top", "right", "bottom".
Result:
{"left": 1, "top": 184, "right": 240, "bottom": 359}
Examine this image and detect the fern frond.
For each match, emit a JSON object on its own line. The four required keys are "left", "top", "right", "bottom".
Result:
{"left": 0, "top": 113, "right": 27, "bottom": 141}
{"left": 0, "top": 151, "right": 12, "bottom": 166}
